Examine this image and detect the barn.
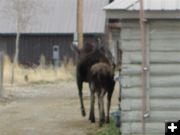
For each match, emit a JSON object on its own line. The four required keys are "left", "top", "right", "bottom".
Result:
{"left": 105, "top": 0, "right": 180, "bottom": 135}
{"left": 0, "top": 0, "right": 109, "bottom": 65}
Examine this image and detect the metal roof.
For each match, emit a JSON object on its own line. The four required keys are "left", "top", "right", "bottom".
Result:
{"left": 104, "top": 0, "right": 180, "bottom": 11}
{"left": 0, "top": 0, "right": 108, "bottom": 34}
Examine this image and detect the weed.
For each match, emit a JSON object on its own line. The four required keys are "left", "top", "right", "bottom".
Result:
{"left": 3, "top": 55, "right": 75, "bottom": 85}
{"left": 96, "top": 119, "right": 120, "bottom": 135}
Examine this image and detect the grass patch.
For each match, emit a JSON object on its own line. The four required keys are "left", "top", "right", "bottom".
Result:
{"left": 96, "top": 119, "right": 120, "bottom": 135}
{"left": 3, "top": 55, "right": 75, "bottom": 85}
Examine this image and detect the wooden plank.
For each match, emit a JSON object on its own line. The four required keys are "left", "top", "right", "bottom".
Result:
{"left": 121, "top": 22, "right": 180, "bottom": 45}
{"left": 121, "top": 122, "right": 164, "bottom": 134}
{"left": 150, "top": 28, "right": 180, "bottom": 39}
{"left": 150, "top": 34, "right": 180, "bottom": 40}
{"left": 121, "top": 75, "right": 180, "bottom": 88}
{"left": 150, "top": 20, "right": 180, "bottom": 28}
{"left": 122, "top": 21, "right": 139, "bottom": 28}
{"left": 122, "top": 64, "right": 180, "bottom": 75}
{"left": 122, "top": 39, "right": 180, "bottom": 52}
{"left": 122, "top": 87, "right": 180, "bottom": 99}
{"left": 122, "top": 29, "right": 180, "bottom": 40}
{"left": 121, "top": 111, "right": 180, "bottom": 122}
{"left": 121, "top": 76, "right": 139, "bottom": 88}
{"left": 122, "top": 64, "right": 142, "bottom": 75}
{"left": 121, "top": 28, "right": 140, "bottom": 40}
{"left": 121, "top": 21, "right": 179, "bottom": 31}
{"left": 150, "top": 39, "right": 180, "bottom": 51}
{"left": 121, "top": 99, "right": 180, "bottom": 111}
{"left": 123, "top": 52, "right": 180, "bottom": 64}
{"left": 121, "top": 39, "right": 140, "bottom": 51}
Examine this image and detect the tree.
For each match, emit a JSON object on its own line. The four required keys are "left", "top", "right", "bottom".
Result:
{"left": 2, "top": 0, "right": 41, "bottom": 84}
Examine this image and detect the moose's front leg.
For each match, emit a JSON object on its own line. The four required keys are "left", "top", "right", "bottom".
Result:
{"left": 77, "top": 79, "right": 86, "bottom": 117}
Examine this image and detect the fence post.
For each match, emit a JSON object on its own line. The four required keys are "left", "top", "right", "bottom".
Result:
{"left": 0, "top": 51, "right": 4, "bottom": 97}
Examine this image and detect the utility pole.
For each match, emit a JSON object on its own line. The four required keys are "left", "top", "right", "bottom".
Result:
{"left": 76, "top": 0, "right": 83, "bottom": 49}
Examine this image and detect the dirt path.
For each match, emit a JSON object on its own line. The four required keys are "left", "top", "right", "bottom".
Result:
{"left": 0, "top": 82, "right": 119, "bottom": 135}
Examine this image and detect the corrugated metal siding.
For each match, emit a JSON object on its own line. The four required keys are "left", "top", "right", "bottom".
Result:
{"left": 84, "top": 0, "right": 107, "bottom": 33}
{"left": 0, "top": 34, "right": 101, "bottom": 65}
{"left": 120, "top": 20, "right": 180, "bottom": 135}
{"left": 104, "top": 0, "right": 180, "bottom": 11}
{"left": 0, "top": 0, "right": 108, "bottom": 34}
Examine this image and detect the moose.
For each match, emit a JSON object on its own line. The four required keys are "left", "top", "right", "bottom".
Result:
{"left": 89, "top": 62, "right": 115, "bottom": 127}
{"left": 72, "top": 39, "right": 115, "bottom": 126}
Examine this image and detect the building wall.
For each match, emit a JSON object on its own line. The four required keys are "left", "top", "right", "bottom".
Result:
{"left": 120, "top": 20, "right": 180, "bottom": 135}
{"left": 0, "top": 34, "right": 102, "bottom": 66}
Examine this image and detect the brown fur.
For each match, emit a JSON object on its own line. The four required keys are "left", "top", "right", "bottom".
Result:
{"left": 72, "top": 42, "right": 113, "bottom": 117}
{"left": 89, "top": 62, "right": 115, "bottom": 127}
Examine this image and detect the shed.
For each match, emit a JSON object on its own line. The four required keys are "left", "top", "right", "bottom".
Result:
{"left": 105, "top": 0, "right": 180, "bottom": 135}
{"left": 0, "top": 0, "right": 109, "bottom": 65}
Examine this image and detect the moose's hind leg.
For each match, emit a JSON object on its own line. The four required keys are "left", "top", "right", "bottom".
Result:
{"left": 89, "top": 92, "right": 95, "bottom": 123}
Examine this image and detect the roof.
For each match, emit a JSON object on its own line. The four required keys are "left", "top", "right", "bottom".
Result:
{"left": 0, "top": 0, "right": 108, "bottom": 34}
{"left": 104, "top": 0, "right": 180, "bottom": 11}
{"left": 104, "top": 0, "right": 180, "bottom": 19}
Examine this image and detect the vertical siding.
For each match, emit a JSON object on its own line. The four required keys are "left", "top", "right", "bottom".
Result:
{"left": 18, "top": 34, "right": 75, "bottom": 65}
{"left": 0, "top": 34, "right": 103, "bottom": 66}
{"left": 121, "top": 20, "right": 180, "bottom": 135}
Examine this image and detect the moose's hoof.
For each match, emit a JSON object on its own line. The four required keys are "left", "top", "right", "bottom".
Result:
{"left": 89, "top": 115, "right": 95, "bottom": 123}
{"left": 91, "top": 118, "right": 95, "bottom": 123}
{"left": 82, "top": 110, "right": 86, "bottom": 117}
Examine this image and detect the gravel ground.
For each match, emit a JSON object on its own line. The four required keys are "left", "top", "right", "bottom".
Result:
{"left": 0, "top": 81, "right": 120, "bottom": 135}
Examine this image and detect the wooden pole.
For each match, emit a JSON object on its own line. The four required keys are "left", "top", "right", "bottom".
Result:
{"left": 0, "top": 52, "right": 4, "bottom": 97}
{"left": 139, "top": 0, "right": 148, "bottom": 135}
{"left": 77, "top": 0, "right": 83, "bottom": 49}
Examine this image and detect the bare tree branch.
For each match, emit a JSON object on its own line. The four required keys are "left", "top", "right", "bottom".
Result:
{"left": 1, "top": 0, "right": 42, "bottom": 84}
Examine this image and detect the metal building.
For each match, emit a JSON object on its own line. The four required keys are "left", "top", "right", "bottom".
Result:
{"left": 0, "top": 0, "right": 109, "bottom": 65}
